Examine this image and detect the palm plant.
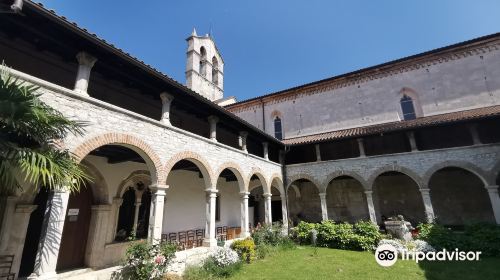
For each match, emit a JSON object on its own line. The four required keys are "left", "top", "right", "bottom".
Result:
{"left": 0, "top": 63, "right": 91, "bottom": 195}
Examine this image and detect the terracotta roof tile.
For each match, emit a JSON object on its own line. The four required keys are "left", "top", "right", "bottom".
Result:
{"left": 283, "top": 105, "right": 500, "bottom": 145}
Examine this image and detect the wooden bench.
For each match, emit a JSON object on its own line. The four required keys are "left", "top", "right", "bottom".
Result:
{"left": 0, "top": 255, "right": 15, "bottom": 280}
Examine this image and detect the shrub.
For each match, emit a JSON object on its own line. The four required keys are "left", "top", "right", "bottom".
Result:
{"left": 230, "top": 238, "right": 256, "bottom": 263}
{"left": 296, "top": 220, "right": 381, "bottom": 251}
{"left": 417, "top": 222, "right": 500, "bottom": 256}
{"left": 184, "top": 247, "right": 241, "bottom": 279}
{"left": 252, "top": 223, "right": 286, "bottom": 246}
{"left": 121, "top": 240, "right": 176, "bottom": 280}
{"left": 296, "top": 221, "right": 317, "bottom": 244}
{"left": 211, "top": 247, "right": 240, "bottom": 267}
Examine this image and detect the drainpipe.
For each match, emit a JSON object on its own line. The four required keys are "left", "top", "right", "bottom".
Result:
{"left": 261, "top": 98, "right": 266, "bottom": 133}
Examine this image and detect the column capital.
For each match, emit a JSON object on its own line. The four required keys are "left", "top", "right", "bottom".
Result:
{"left": 207, "top": 115, "right": 219, "bottom": 124}
{"left": 149, "top": 184, "right": 169, "bottom": 194}
{"left": 160, "top": 92, "right": 174, "bottom": 103}
{"left": 239, "top": 191, "right": 250, "bottom": 198}
{"left": 239, "top": 131, "right": 248, "bottom": 137}
{"left": 364, "top": 190, "right": 373, "bottom": 195}
{"left": 486, "top": 185, "right": 499, "bottom": 192}
{"left": 318, "top": 192, "right": 327, "bottom": 199}
{"left": 76, "top": 51, "right": 97, "bottom": 67}
{"left": 419, "top": 188, "right": 431, "bottom": 194}
{"left": 280, "top": 194, "right": 287, "bottom": 200}
{"left": 263, "top": 193, "right": 272, "bottom": 198}
{"left": 15, "top": 204, "right": 38, "bottom": 214}
{"left": 90, "top": 204, "right": 111, "bottom": 211}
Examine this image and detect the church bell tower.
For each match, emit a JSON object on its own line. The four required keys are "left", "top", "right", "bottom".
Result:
{"left": 185, "top": 28, "right": 224, "bottom": 101}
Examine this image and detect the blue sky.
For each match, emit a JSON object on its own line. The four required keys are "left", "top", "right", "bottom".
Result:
{"left": 38, "top": 0, "right": 500, "bottom": 102}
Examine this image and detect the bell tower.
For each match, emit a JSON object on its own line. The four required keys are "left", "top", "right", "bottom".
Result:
{"left": 185, "top": 28, "right": 224, "bottom": 101}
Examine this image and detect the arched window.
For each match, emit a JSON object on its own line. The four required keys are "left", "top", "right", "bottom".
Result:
{"left": 199, "top": 47, "right": 207, "bottom": 77}
{"left": 400, "top": 94, "right": 417, "bottom": 120}
{"left": 212, "top": 56, "right": 219, "bottom": 85}
{"left": 274, "top": 116, "right": 283, "bottom": 140}
{"left": 115, "top": 181, "right": 151, "bottom": 241}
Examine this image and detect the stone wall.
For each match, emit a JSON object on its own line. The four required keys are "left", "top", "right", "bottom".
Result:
{"left": 9, "top": 67, "right": 282, "bottom": 196}
{"left": 286, "top": 144, "right": 500, "bottom": 190}
{"left": 229, "top": 39, "right": 500, "bottom": 139}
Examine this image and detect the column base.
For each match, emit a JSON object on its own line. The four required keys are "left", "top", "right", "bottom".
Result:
{"left": 241, "top": 231, "right": 251, "bottom": 238}
{"left": 203, "top": 238, "right": 218, "bottom": 247}
{"left": 28, "top": 271, "right": 57, "bottom": 280}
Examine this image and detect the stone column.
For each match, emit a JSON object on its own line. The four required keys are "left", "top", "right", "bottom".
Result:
{"left": 208, "top": 116, "right": 219, "bottom": 142}
{"left": 315, "top": 144, "right": 322, "bottom": 162}
{"left": 107, "top": 197, "right": 123, "bottom": 243}
{"left": 0, "top": 196, "right": 18, "bottom": 251}
{"left": 357, "top": 138, "right": 366, "bottom": 157}
{"left": 29, "top": 190, "right": 70, "bottom": 280}
{"left": 280, "top": 194, "right": 289, "bottom": 230}
{"left": 419, "top": 188, "right": 435, "bottom": 223}
{"left": 319, "top": 192, "right": 328, "bottom": 221}
{"left": 263, "top": 193, "right": 273, "bottom": 224}
{"left": 148, "top": 184, "right": 168, "bottom": 244}
{"left": 85, "top": 205, "right": 111, "bottom": 268}
{"left": 468, "top": 123, "right": 482, "bottom": 145}
{"left": 364, "top": 190, "right": 377, "bottom": 224}
{"left": 485, "top": 185, "right": 500, "bottom": 224}
{"left": 203, "top": 189, "right": 218, "bottom": 247}
{"left": 262, "top": 142, "right": 269, "bottom": 160}
{"left": 240, "top": 192, "right": 250, "bottom": 238}
{"left": 0, "top": 197, "right": 37, "bottom": 280}
{"left": 74, "top": 51, "right": 97, "bottom": 96}
{"left": 133, "top": 189, "right": 144, "bottom": 234}
{"left": 407, "top": 131, "right": 418, "bottom": 152}
{"left": 239, "top": 131, "right": 248, "bottom": 153}
{"left": 160, "top": 92, "right": 174, "bottom": 125}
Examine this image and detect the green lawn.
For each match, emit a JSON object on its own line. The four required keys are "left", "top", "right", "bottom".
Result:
{"left": 228, "top": 247, "right": 500, "bottom": 280}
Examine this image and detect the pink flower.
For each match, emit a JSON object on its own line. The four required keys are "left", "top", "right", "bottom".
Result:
{"left": 154, "top": 255, "right": 165, "bottom": 264}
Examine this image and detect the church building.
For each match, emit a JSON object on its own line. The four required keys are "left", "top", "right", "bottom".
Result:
{"left": 0, "top": 1, "right": 499, "bottom": 279}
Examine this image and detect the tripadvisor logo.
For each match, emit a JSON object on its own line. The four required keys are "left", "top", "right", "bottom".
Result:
{"left": 375, "top": 244, "right": 398, "bottom": 267}
{"left": 375, "top": 244, "right": 482, "bottom": 267}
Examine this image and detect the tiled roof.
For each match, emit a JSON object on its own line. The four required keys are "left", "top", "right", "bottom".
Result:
{"left": 283, "top": 105, "right": 500, "bottom": 145}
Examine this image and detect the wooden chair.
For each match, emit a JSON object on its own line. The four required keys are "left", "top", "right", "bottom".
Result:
{"left": 216, "top": 226, "right": 225, "bottom": 241}
{"left": 187, "top": 230, "right": 196, "bottom": 248}
{"left": 161, "top": 234, "right": 168, "bottom": 242}
{"left": 178, "top": 231, "right": 187, "bottom": 250}
{"left": 227, "top": 227, "right": 234, "bottom": 240}
{"left": 0, "top": 255, "right": 15, "bottom": 280}
{"left": 196, "top": 229, "right": 204, "bottom": 247}
{"left": 168, "top": 232, "right": 178, "bottom": 243}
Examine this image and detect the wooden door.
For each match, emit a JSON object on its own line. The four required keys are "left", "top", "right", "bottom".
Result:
{"left": 56, "top": 186, "right": 93, "bottom": 271}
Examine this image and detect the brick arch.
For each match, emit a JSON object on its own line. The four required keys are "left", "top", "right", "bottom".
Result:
{"left": 367, "top": 165, "right": 423, "bottom": 190}
{"left": 269, "top": 173, "right": 285, "bottom": 195}
{"left": 286, "top": 173, "right": 322, "bottom": 193}
{"left": 247, "top": 167, "right": 269, "bottom": 193}
{"left": 72, "top": 133, "right": 164, "bottom": 183}
{"left": 423, "top": 161, "right": 490, "bottom": 186}
{"left": 213, "top": 162, "right": 246, "bottom": 192}
{"left": 115, "top": 170, "right": 151, "bottom": 198}
{"left": 164, "top": 151, "right": 214, "bottom": 189}
{"left": 323, "top": 171, "right": 368, "bottom": 192}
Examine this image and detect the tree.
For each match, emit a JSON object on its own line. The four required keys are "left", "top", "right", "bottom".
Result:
{"left": 0, "top": 64, "right": 91, "bottom": 195}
